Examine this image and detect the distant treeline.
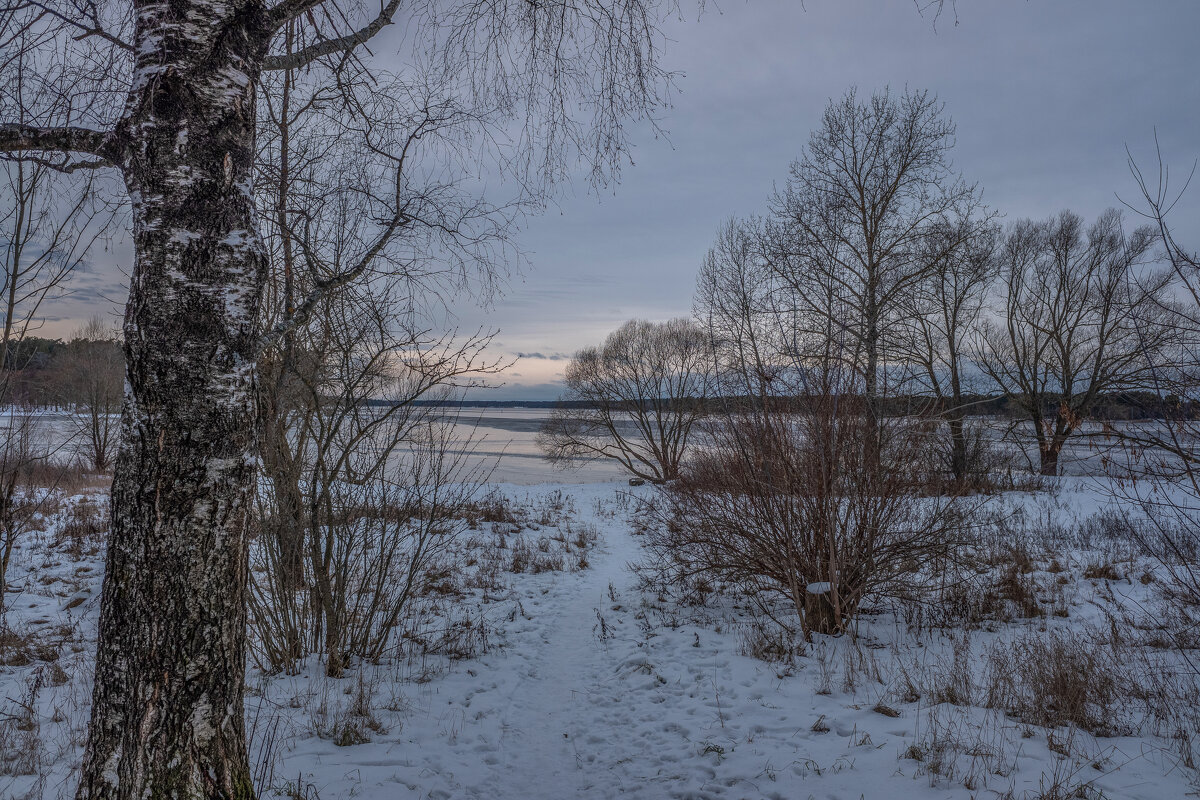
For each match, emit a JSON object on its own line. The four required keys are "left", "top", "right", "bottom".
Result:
{"left": 7, "top": 338, "right": 1189, "bottom": 422}
{"left": 702, "top": 392, "right": 1196, "bottom": 422}
{"left": 2, "top": 335, "right": 124, "bottom": 408}
{"left": 395, "top": 392, "right": 1196, "bottom": 421}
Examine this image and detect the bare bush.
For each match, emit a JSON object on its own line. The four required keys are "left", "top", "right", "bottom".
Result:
{"left": 638, "top": 374, "right": 983, "bottom": 638}
{"left": 250, "top": 398, "right": 489, "bottom": 676}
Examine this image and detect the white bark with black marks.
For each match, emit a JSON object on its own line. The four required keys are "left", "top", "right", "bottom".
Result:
{"left": 75, "top": 0, "right": 271, "bottom": 796}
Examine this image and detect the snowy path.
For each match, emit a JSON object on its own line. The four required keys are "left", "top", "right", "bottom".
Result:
{"left": 442, "top": 492, "right": 700, "bottom": 798}
{"left": 484, "top": 518, "right": 632, "bottom": 796}
{"left": 375, "top": 485, "right": 845, "bottom": 800}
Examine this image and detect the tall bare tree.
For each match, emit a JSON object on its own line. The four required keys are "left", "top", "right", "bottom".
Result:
{"left": 898, "top": 214, "right": 999, "bottom": 485}
{"left": 539, "top": 318, "right": 712, "bottom": 482}
{"left": 976, "top": 209, "right": 1173, "bottom": 475}
{"left": 770, "top": 88, "right": 979, "bottom": 459}
{"left": 1101, "top": 141, "right": 1200, "bottom": 612}
{"left": 0, "top": 1, "right": 675, "bottom": 795}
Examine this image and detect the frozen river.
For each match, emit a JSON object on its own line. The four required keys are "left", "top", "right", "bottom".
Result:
{"left": 0, "top": 406, "right": 629, "bottom": 486}
{"left": 432, "top": 407, "right": 630, "bottom": 485}
{"left": 2, "top": 405, "right": 1174, "bottom": 485}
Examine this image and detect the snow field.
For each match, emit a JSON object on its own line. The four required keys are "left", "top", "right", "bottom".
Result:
{"left": 1, "top": 480, "right": 1198, "bottom": 799}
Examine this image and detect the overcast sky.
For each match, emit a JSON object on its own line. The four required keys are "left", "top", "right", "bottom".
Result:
{"left": 49, "top": 0, "right": 1200, "bottom": 400}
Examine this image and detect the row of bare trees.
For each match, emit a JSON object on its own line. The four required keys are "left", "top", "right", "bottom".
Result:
{"left": 546, "top": 89, "right": 1183, "bottom": 483}
{"left": 542, "top": 88, "right": 1196, "bottom": 639}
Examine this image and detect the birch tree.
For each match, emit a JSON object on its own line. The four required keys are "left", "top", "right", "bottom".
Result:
{"left": 0, "top": 1, "right": 674, "bottom": 796}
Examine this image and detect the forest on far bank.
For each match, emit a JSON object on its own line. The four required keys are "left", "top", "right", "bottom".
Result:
{"left": 5, "top": 333, "right": 1192, "bottom": 423}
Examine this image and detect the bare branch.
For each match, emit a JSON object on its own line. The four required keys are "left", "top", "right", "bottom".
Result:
{"left": 0, "top": 122, "right": 120, "bottom": 167}
{"left": 262, "top": 0, "right": 402, "bottom": 71}
{"left": 16, "top": 0, "right": 135, "bottom": 51}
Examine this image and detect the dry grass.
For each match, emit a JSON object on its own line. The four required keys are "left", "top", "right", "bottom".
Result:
{"left": 54, "top": 497, "right": 107, "bottom": 559}
{"left": 984, "top": 631, "right": 1131, "bottom": 736}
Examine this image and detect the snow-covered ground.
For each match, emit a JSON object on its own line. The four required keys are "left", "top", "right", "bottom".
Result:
{"left": 2, "top": 478, "right": 1198, "bottom": 799}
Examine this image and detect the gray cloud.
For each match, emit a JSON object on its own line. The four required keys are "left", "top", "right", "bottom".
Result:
{"left": 515, "top": 352, "right": 571, "bottom": 361}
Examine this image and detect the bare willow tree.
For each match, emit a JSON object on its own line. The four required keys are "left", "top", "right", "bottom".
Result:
{"left": 770, "top": 87, "right": 979, "bottom": 458}
{"left": 539, "top": 318, "right": 712, "bottom": 482}
{"left": 975, "top": 209, "right": 1173, "bottom": 476}
{"left": 0, "top": 0, "right": 676, "bottom": 794}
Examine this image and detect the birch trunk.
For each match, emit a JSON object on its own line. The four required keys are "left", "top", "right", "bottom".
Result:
{"left": 76, "top": 0, "right": 270, "bottom": 796}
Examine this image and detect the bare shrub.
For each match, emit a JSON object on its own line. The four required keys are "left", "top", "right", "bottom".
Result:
{"left": 0, "top": 670, "right": 44, "bottom": 778}
{"left": 926, "top": 420, "right": 1014, "bottom": 494}
{"left": 639, "top": 387, "right": 983, "bottom": 638}
{"left": 1104, "top": 142, "right": 1200, "bottom": 614}
{"left": 55, "top": 497, "right": 108, "bottom": 559}
{"left": 738, "top": 617, "right": 800, "bottom": 664}
{"left": 0, "top": 410, "right": 57, "bottom": 611}
{"left": 250, "top": 408, "right": 487, "bottom": 676}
